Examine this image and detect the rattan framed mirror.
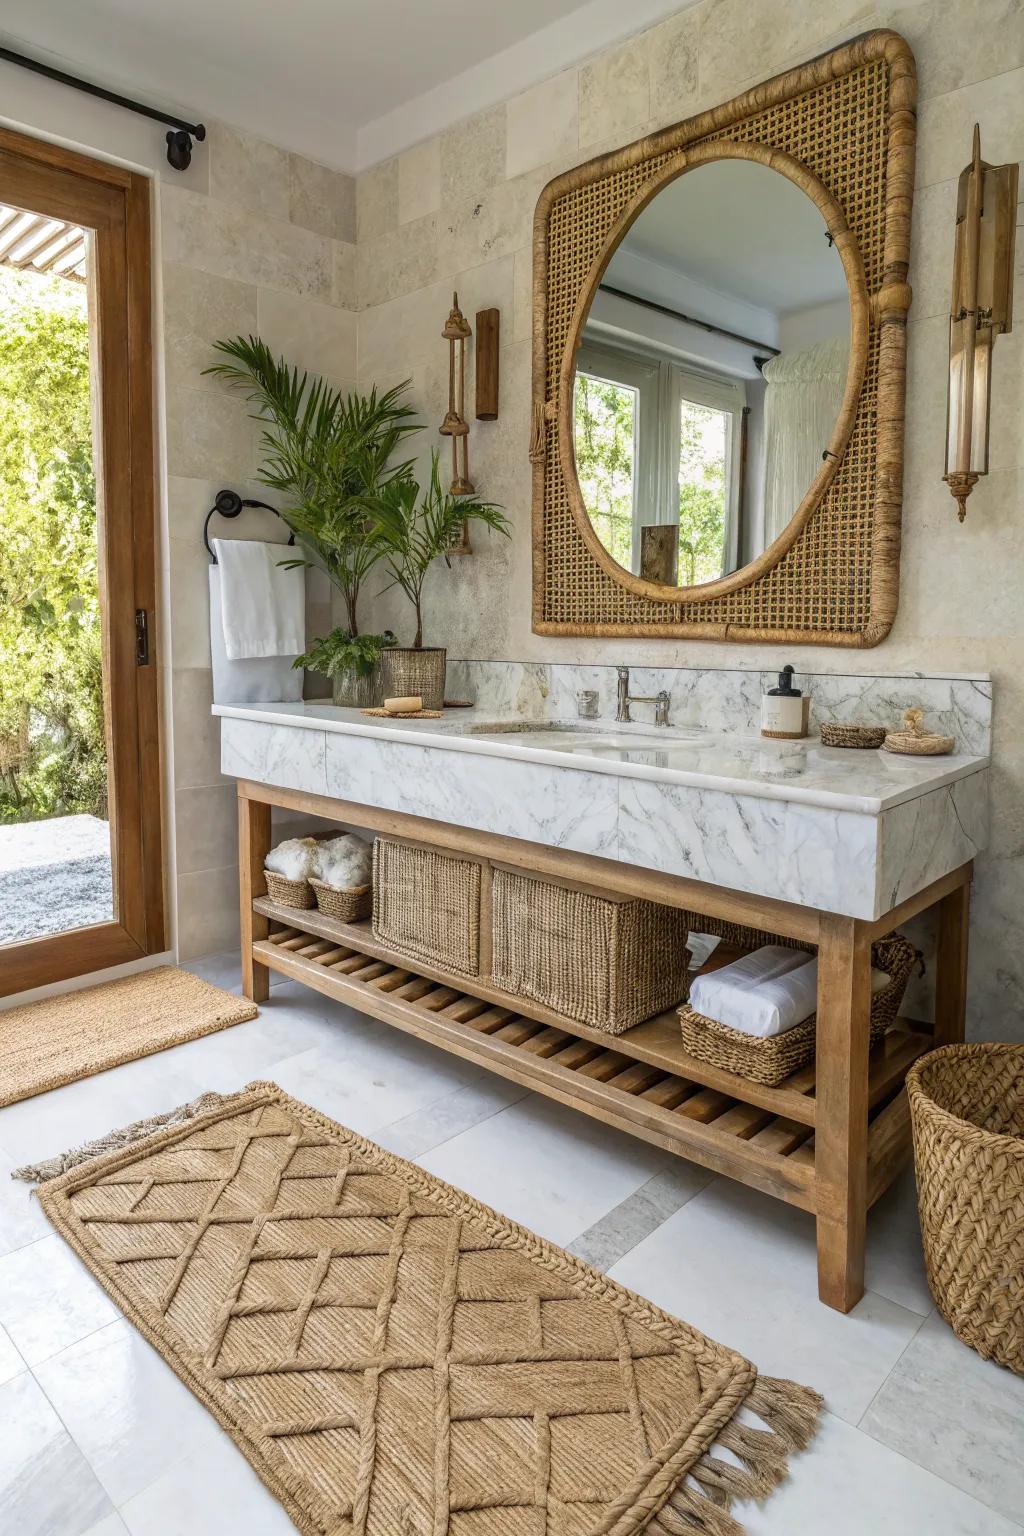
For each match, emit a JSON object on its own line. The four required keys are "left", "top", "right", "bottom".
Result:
{"left": 531, "top": 30, "right": 916, "bottom": 645}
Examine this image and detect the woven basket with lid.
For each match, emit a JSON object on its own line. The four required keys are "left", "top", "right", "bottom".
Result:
{"left": 908, "top": 1043, "right": 1024, "bottom": 1375}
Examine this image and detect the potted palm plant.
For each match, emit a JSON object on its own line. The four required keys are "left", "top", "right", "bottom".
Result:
{"left": 206, "top": 336, "right": 420, "bottom": 705}
{"left": 370, "top": 451, "right": 510, "bottom": 709}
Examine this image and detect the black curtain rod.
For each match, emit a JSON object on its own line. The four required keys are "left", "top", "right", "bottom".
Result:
{"left": 598, "top": 283, "right": 781, "bottom": 359}
{"left": 0, "top": 43, "right": 206, "bottom": 170}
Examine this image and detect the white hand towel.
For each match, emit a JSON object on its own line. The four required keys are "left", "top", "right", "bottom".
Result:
{"left": 212, "top": 537, "right": 305, "bottom": 661}
{"left": 208, "top": 565, "right": 303, "bottom": 704}
{"left": 689, "top": 944, "right": 890, "bottom": 1038}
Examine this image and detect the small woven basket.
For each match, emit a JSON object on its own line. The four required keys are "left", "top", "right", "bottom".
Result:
{"left": 678, "top": 933, "right": 918, "bottom": 1086}
{"left": 908, "top": 1043, "right": 1024, "bottom": 1375}
{"left": 263, "top": 870, "right": 316, "bottom": 909}
{"left": 492, "top": 867, "right": 689, "bottom": 1034}
{"left": 309, "top": 878, "right": 372, "bottom": 923}
{"left": 820, "top": 723, "right": 886, "bottom": 749}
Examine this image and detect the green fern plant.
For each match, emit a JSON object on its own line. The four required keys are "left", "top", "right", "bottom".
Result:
{"left": 370, "top": 451, "right": 510, "bottom": 649}
{"left": 205, "top": 335, "right": 421, "bottom": 636}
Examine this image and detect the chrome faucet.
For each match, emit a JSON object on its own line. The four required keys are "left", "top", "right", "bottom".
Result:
{"left": 616, "top": 667, "right": 670, "bottom": 726}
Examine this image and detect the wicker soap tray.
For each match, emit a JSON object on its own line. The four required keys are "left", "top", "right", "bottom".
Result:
{"left": 883, "top": 708, "right": 954, "bottom": 756}
{"left": 678, "top": 933, "right": 918, "bottom": 1086}
{"left": 820, "top": 723, "right": 886, "bottom": 750}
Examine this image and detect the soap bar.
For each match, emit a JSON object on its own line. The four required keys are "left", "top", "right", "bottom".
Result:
{"left": 384, "top": 695, "right": 422, "bottom": 713}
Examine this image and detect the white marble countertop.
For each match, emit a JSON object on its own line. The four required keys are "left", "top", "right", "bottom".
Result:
{"left": 212, "top": 701, "right": 989, "bottom": 815}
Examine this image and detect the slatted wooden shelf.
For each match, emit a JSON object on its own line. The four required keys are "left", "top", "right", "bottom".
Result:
{"left": 254, "top": 909, "right": 923, "bottom": 1214}
{"left": 253, "top": 896, "right": 930, "bottom": 1129}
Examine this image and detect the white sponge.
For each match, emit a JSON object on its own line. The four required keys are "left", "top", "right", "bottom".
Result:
{"left": 314, "top": 833, "right": 373, "bottom": 890}
{"left": 264, "top": 837, "right": 319, "bottom": 881}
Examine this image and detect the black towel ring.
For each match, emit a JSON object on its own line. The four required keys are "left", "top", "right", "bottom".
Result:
{"left": 203, "top": 489, "right": 296, "bottom": 562}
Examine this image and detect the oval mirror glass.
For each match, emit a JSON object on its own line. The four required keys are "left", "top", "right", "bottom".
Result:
{"left": 571, "top": 159, "right": 851, "bottom": 591}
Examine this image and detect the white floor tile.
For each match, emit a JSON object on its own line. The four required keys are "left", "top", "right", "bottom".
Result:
{"left": 0, "top": 1371, "right": 113, "bottom": 1536}
{"left": 0, "top": 1148, "right": 51, "bottom": 1255}
{"left": 418, "top": 1092, "right": 668, "bottom": 1246}
{"left": 0, "top": 1235, "right": 119, "bottom": 1366}
{"left": 608, "top": 1177, "right": 927, "bottom": 1424}
{"left": 119, "top": 1434, "right": 295, "bottom": 1536}
{"left": 861, "top": 1309, "right": 1024, "bottom": 1524}
{"left": 374, "top": 1074, "right": 528, "bottom": 1158}
{"left": 34, "top": 1319, "right": 225, "bottom": 1507}
{"left": 734, "top": 1407, "right": 1022, "bottom": 1535}
{"left": 864, "top": 1166, "right": 934, "bottom": 1315}
{"left": 82, "top": 1516, "right": 131, "bottom": 1536}
{"left": 0, "top": 1321, "right": 24, "bottom": 1385}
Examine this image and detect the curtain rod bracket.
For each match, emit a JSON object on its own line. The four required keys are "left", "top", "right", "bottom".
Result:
{"left": 0, "top": 43, "right": 206, "bottom": 171}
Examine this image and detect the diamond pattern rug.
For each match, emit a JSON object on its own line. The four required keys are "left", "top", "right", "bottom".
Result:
{"left": 37, "top": 1082, "right": 820, "bottom": 1536}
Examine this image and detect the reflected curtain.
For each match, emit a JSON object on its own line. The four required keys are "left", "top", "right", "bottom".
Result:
{"left": 762, "top": 337, "right": 848, "bottom": 545}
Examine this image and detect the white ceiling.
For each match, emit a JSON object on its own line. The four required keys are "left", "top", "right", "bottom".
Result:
{"left": 619, "top": 161, "right": 849, "bottom": 316}
{"left": 0, "top": 0, "right": 686, "bottom": 172}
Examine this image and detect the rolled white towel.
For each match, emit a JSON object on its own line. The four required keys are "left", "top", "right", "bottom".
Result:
{"left": 265, "top": 837, "right": 319, "bottom": 881}
{"left": 689, "top": 944, "right": 890, "bottom": 1038}
{"left": 314, "top": 833, "right": 372, "bottom": 890}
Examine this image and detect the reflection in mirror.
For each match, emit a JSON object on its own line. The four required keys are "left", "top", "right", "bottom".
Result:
{"left": 572, "top": 159, "right": 850, "bottom": 589}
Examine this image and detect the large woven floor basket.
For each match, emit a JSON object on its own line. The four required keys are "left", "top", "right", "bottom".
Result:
{"left": 908, "top": 1043, "right": 1024, "bottom": 1375}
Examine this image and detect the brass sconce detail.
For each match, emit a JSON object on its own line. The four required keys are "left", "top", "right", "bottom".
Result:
{"left": 440, "top": 292, "right": 473, "bottom": 554}
{"left": 944, "top": 125, "right": 1018, "bottom": 521}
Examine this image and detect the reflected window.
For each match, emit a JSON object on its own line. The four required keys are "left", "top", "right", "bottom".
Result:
{"left": 575, "top": 337, "right": 743, "bottom": 585}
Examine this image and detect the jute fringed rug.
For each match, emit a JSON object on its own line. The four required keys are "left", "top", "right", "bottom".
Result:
{"left": 35, "top": 1082, "right": 821, "bottom": 1536}
{"left": 0, "top": 967, "right": 257, "bottom": 1107}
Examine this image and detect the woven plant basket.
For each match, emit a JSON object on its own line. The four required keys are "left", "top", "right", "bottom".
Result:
{"left": 309, "top": 878, "right": 372, "bottom": 923}
{"left": 820, "top": 723, "right": 887, "bottom": 749}
{"left": 372, "top": 837, "right": 481, "bottom": 976}
{"left": 908, "top": 1043, "right": 1024, "bottom": 1375}
{"left": 263, "top": 870, "right": 315, "bottom": 910}
{"left": 492, "top": 867, "right": 689, "bottom": 1034}
{"left": 379, "top": 647, "right": 446, "bottom": 712}
{"left": 678, "top": 933, "right": 919, "bottom": 1087}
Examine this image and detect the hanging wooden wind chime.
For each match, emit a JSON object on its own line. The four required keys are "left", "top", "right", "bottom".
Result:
{"left": 439, "top": 292, "right": 474, "bottom": 553}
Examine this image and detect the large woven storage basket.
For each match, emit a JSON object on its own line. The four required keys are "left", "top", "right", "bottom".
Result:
{"left": 678, "top": 933, "right": 918, "bottom": 1087}
{"left": 908, "top": 1043, "right": 1024, "bottom": 1375}
{"left": 372, "top": 837, "right": 481, "bottom": 977}
{"left": 492, "top": 867, "right": 689, "bottom": 1034}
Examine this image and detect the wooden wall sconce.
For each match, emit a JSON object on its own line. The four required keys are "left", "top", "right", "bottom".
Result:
{"left": 475, "top": 307, "right": 499, "bottom": 420}
{"left": 944, "top": 125, "right": 1018, "bottom": 521}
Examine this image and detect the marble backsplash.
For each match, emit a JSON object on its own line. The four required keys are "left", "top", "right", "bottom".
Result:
{"left": 444, "top": 660, "right": 993, "bottom": 758}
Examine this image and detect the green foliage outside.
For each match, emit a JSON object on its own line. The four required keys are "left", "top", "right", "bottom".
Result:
{"left": 573, "top": 372, "right": 636, "bottom": 570}
{"left": 573, "top": 369, "right": 729, "bottom": 585}
{"left": 0, "top": 266, "right": 105, "bottom": 825}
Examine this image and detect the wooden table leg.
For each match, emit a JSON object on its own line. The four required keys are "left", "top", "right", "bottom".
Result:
{"left": 934, "top": 876, "right": 970, "bottom": 1046}
{"left": 815, "top": 913, "right": 872, "bottom": 1312}
{"left": 239, "top": 789, "right": 271, "bottom": 1003}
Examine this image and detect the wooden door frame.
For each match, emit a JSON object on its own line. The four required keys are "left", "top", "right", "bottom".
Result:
{"left": 0, "top": 126, "right": 164, "bottom": 996}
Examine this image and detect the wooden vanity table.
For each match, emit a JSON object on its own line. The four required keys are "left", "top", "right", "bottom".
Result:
{"left": 232, "top": 747, "right": 973, "bottom": 1315}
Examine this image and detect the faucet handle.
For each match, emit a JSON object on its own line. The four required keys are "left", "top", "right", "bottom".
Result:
{"left": 616, "top": 665, "right": 629, "bottom": 680}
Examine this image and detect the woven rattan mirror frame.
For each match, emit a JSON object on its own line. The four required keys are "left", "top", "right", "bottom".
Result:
{"left": 530, "top": 30, "right": 916, "bottom": 645}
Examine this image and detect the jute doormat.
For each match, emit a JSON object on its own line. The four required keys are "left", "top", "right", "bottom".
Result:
{"left": 0, "top": 967, "right": 257, "bottom": 1107}
{"left": 35, "top": 1082, "right": 821, "bottom": 1536}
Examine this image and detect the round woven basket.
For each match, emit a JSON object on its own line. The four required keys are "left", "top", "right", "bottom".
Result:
{"left": 820, "top": 723, "right": 886, "bottom": 749}
{"left": 309, "top": 878, "right": 372, "bottom": 923}
{"left": 907, "top": 1043, "right": 1024, "bottom": 1375}
{"left": 263, "top": 870, "right": 315, "bottom": 909}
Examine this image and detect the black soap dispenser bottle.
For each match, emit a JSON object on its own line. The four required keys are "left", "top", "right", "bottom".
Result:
{"left": 761, "top": 665, "right": 808, "bottom": 740}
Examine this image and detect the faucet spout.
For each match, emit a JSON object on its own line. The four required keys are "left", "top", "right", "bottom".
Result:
{"left": 615, "top": 667, "right": 670, "bottom": 726}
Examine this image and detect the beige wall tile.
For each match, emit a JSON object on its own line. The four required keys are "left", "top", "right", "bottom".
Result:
{"left": 168, "top": 534, "right": 213, "bottom": 672}
{"left": 161, "top": 185, "right": 333, "bottom": 300}
{"left": 908, "top": 178, "right": 958, "bottom": 321}
{"left": 176, "top": 864, "right": 241, "bottom": 960}
{"left": 878, "top": 0, "right": 1024, "bottom": 101}
{"left": 513, "top": 248, "right": 533, "bottom": 344}
{"left": 256, "top": 288, "right": 357, "bottom": 385}
{"left": 441, "top": 105, "right": 507, "bottom": 206}
{"left": 357, "top": 214, "right": 438, "bottom": 308}
{"left": 436, "top": 176, "right": 536, "bottom": 278}
{"left": 175, "top": 784, "right": 239, "bottom": 874}
{"left": 161, "top": 264, "right": 257, "bottom": 402}
{"left": 208, "top": 123, "right": 290, "bottom": 221}
{"left": 579, "top": 40, "right": 651, "bottom": 149}
{"left": 399, "top": 138, "right": 442, "bottom": 225}
{"left": 170, "top": 668, "right": 225, "bottom": 791}
{"left": 698, "top": 0, "right": 871, "bottom": 98}
{"left": 357, "top": 157, "right": 398, "bottom": 242}
{"left": 289, "top": 154, "right": 356, "bottom": 240}
{"left": 647, "top": 4, "right": 702, "bottom": 125}
{"left": 506, "top": 71, "right": 579, "bottom": 180}
{"left": 165, "top": 386, "right": 254, "bottom": 482}
{"left": 916, "top": 67, "right": 1024, "bottom": 187}
{"left": 333, "top": 242, "right": 358, "bottom": 309}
